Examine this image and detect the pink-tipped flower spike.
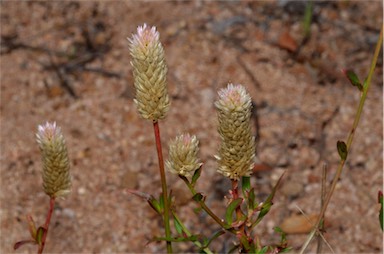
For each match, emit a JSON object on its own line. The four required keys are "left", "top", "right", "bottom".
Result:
{"left": 214, "top": 84, "right": 256, "bottom": 180}
{"left": 128, "top": 24, "right": 170, "bottom": 121}
{"left": 166, "top": 134, "right": 203, "bottom": 177}
{"left": 36, "top": 122, "right": 71, "bottom": 198}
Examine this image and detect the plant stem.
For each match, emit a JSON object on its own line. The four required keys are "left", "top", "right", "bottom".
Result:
{"left": 153, "top": 121, "right": 172, "bottom": 253}
{"left": 231, "top": 180, "right": 243, "bottom": 222}
{"left": 180, "top": 176, "right": 235, "bottom": 233}
{"left": 37, "top": 197, "right": 55, "bottom": 254}
{"left": 316, "top": 164, "right": 327, "bottom": 254}
{"left": 172, "top": 211, "right": 214, "bottom": 254}
{"left": 299, "top": 26, "right": 383, "bottom": 254}
{"left": 232, "top": 180, "right": 247, "bottom": 251}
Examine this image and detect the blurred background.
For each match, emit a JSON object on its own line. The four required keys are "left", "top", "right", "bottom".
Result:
{"left": 1, "top": 1, "right": 382, "bottom": 253}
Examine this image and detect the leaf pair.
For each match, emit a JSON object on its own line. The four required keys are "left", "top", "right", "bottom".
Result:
{"left": 14, "top": 215, "right": 46, "bottom": 250}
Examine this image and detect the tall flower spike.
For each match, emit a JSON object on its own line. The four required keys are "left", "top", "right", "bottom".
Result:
{"left": 166, "top": 134, "right": 203, "bottom": 177}
{"left": 214, "top": 84, "right": 256, "bottom": 180}
{"left": 128, "top": 24, "right": 170, "bottom": 121}
{"left": 36, "top": 122, "right": 71, "bottom": 198}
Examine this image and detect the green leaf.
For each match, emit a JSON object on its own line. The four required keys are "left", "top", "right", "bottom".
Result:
{"left": 254, "top": 201, "right": 272, "bottom": 226}
{"left": 303, "top": 0, "right": 313, "bottom": 38}
{"left": 337, "top": 141, "right": 348, "bottom": 160}
{"left": 247, "top": 188, "right": 256, "bottom": 210}
{"left": 159, "top": 193, "right": 165, "bottom": 211}
{"left": 35, "top": 227, "right": 45, "bottom": 245}
{"left": 126, "top": 189, "right": 162, "bottom": 214}
{"left": 239, "top": 234, "right": 250, "bottom": 251}
{"left": 150, "top": 235, "right": 199, "bottom": 243}
{"left": 225, "top": 198, "right": 242, "bottom": 225}
{"left": 26, "top": 215, "right": 37, "bottom": 239}
{"left": 379, "top": 191, "right": 383, "bottom": 231}
{"left": 203, "top": 230, "right": 225, "bottom": 248}
{"left": 344, "top": 69, "right": 363, "bottom": 91}
{"left": 363, "top": 77, "right": 368, "bottom": 90}
{"left": 274, "top": 226, "right": 287, "bottom": 244}
{"left": 252, "top": 171, "right": 285, "bottom": 228}
{"left": 192, "top": 193, "right": 204, "bottom": 202}
{"left": 256, "top": 246, "right": 269, "bottom": 254}
{"left": 242, "top": 176, "right": 251, "bottom": 196}
{"left": 174, "top": 216, "right": 183, "bottom": 235}
{"left": 191, "top": 166, "right": 203, "bottom": 186}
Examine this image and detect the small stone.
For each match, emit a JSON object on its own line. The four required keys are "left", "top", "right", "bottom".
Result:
{"left": 280, "top": 213, "right": 319, "bottom": 234}
{"left": 78, "top": 187, "right": 86, "bottom": 195}
{"left": 62, "top": 208, "right": 76, "bottom": 219}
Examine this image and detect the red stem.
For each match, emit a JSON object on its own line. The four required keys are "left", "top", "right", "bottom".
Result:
{"left": 232, "top": 180, "right": 248, "bottom": 251}
{"left": 153, "top": 121, "right": 172, "bottom": 253}
{"left": 37, "top": 197, "right": 55, "bottom": 254}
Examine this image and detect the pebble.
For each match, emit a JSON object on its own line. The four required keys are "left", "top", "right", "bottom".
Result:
{"left": 62, "top": 208, "right": 76, "bottom": 219}
{"left": 280, "top": 213, "right": 319, "bottom": 234}
{"left": 78, "top": 187, "right": 86, "bottom": 195}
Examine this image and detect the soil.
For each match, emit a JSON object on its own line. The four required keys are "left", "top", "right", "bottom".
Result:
{"left": 1, "top": 1, "right": 383, "bottom": 253}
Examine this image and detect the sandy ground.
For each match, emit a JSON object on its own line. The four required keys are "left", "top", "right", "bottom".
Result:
{"left": 1, "top": 1, "right": 383, "bottom": 253}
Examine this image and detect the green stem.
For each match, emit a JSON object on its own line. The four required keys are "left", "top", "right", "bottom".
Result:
{"left": 37, "top": 197, "right": 55, "bottom": 254}
{"left": 299, "top": 26, "right": 383, "bottom": 254}
{"left": 181, "top": 176, "right": 236, "bottom": 233}
{"left": 172, "top": 211, "right": 214, "bottom": 254}
{"left": 316, "top": 164, "right": 327, "bottom": 254}
{"left": 153, "top": 121, "right": 172, "bottom": 253}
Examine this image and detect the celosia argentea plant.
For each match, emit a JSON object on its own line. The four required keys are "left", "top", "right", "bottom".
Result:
{"left": 14, "top": 122, "right": 72, "bottom": 254}
{"left": 127, "top": 23, "right": 289, "bottom": 253}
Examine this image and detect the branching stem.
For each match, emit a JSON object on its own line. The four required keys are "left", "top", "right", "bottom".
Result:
{"left": 299, "top": 26, "right": 383, "bottom": 254}
{"left": 37, "top": 197, "right": 55, "bottom": 254}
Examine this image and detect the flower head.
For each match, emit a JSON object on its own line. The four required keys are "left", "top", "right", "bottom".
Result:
{"left": 128, "top": 24, "right": 170, "bottom": 121}
{"left": 215, "top": 84, "right": 255, "bottom": 180}
{"left": 166, "top": 134, "right": 202, "bottom": 177}
{"left": 36, "top": 122, "right": 71, "bottom": 198}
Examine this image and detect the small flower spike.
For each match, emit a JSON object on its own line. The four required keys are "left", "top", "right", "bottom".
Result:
{"left": 215, "top": 84, "right": 256, "bottom": 180}
{"left": 128, "top": 24, "right": 170, "bottom": 121}
{"left": 166, "top": 134, "right": 203, "bottom": 177}
{"left": 36, "top": 122, "right": 71, "bottom": 198}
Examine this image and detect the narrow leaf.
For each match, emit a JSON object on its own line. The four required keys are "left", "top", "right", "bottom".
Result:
{"left": 379, "top": 190, "right": 383, "bottom": 231}
{"left": 159, "top": 193, "right": 165, "bottom": 211}
{"left": 192, "top": 193, "right": 204, "bottom": 202}
{"left": 203, "top": 230, "right": 225, "bottom": 248}
{"left": 256, "top": 246, "right": 269, "bottom": 254}
{"left": 241, "top": 176, "right": 251, "bottom": 195}
{"left": 126, "top": 189, "right": 152, "bottom": 200}
{"left": 174, "top": 216, "right": 183, "bottom": 235}
{"left": 191, "top": 166, "right": 203, "bottom": 186}
{"left": 148, "top": 197, "right": 162, "bottom": 215}
{"left": 344, "top": 69, "right": 363, "bottom": 91}
{"left": 150, "top": 235, "right": 199, "bottom": 243}
{"left": 248, "top": 188, "right": 256, "bottom": 210}
{"left": 265, "top": 170, "right": 286, "bottom": 204}
{"left": 179, "top": 175, "right": 189, "bottom": 185}
{"left": 337, "top": 141, "right": 348, "bottom": 160}
{"left": 35, "top": 227, "right": 45, "bottom": 245}
{"left": 13, "top": 240, "right": 36, "bottom": 250}
{"left": 225, "top": 198, "right": 242, "bottom": 225}
{"left": 26, "top": 214, "right": 37, "bottom": 239}
{"left": 126, "top": 189, "right": 162, "bottom": 214}
{"left": 254, "top": 202, "right": 272, "bottom": 226}
{"left": 239, "top": 234, "right": 250, "bottom": 250}
{"left": 252, "top": 171, "right": 285, "bottom": 228}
